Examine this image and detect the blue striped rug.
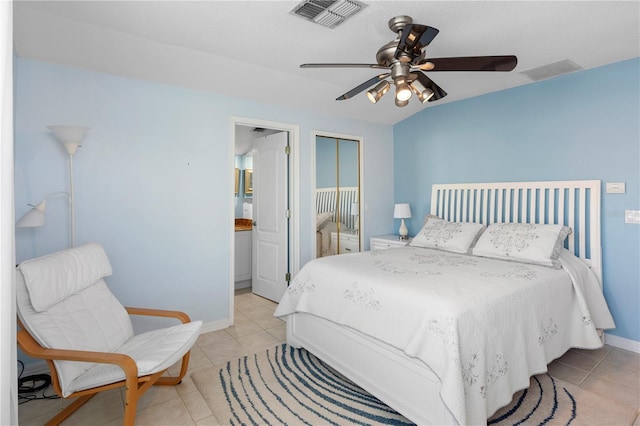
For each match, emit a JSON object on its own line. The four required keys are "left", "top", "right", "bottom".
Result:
{"left": 190, "top": 344, "right": 633, "bottom": 425}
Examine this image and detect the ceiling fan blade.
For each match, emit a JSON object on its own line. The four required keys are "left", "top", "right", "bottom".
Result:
{"left": 423, "top": 56, "right": 518, "bottom": 72}
{"left": 394, "top": 24, "right": 439, "bottom": 61}
{"left": 413, "top": 72, "right": 447, "bottom": 102}
{"left": 301, "top": 63, "right": 389, "bottom": 70}
{"left": 337, "top": 73, "right": 390, "bottom": 100}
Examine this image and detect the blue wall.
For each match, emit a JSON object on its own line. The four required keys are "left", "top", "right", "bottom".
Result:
{"left": 393, "top": 58, "right": 640, "bottom": 342}
{"left": 14, "top": 58, "right": 394, "bottom": 340}
{"left": 316, "top": 136, "right": 359, "bottom": 188}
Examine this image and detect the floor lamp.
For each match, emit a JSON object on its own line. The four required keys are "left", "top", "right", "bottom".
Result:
{"left": 16, "top": 126, "right": 89, "bottom": 247}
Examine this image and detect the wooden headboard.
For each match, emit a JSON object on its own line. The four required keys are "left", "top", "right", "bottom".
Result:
{"left": 430, "top": 180, "right": 602, "bottom": 282}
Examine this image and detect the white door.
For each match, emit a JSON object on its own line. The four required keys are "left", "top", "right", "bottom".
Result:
{"left": 252, "top": 132, "right": 289, "bottom": 302}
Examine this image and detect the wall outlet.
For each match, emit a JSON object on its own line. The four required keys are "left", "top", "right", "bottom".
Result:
{"left": 606, "top": 182, "right": 626, "bottom": 194}
{"left": 625, "top": 210, "right": 640, "bottom": 224}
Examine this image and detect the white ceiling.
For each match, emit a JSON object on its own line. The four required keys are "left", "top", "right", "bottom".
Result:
{"left": 13, "top": 1, "right": 640, "bottom": 126}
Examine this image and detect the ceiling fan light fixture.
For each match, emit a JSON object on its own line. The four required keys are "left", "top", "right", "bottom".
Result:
{"left": 395, "top": 97, "right": 409, "bottom": 107}
{"left": 420, "top": 88, "right": 434, "bottom": 103}
{"left": 395, "top": 80, "right": 412, "bottom": 102}
{"left": 366, "top": 80, "right": 390, "bottom": 103}
{"left": 410, "top": 80, "right": 434, "bottom": 103}
{"left": 299, "top": 15, "right": 517, "bottom": 106}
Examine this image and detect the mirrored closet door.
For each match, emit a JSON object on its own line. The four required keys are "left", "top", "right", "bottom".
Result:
{"left": 315, "top": 135, "right": 361, "bottom": 257}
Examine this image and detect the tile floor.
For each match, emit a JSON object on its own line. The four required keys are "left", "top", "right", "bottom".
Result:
{"left": 18, "top": 289, "right": 640, "bottom": 425}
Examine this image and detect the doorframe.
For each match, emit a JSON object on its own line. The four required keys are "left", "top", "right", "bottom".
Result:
{"left": 230, "top": 117, "right": 300, "bottom": 324}
{"left": 311, "top": 130, "right": 364, "bottom": 258}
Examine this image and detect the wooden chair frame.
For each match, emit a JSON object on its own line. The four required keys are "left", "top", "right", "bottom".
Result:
{"left": 17, "top": 307, "right": 195, "bottom": 426}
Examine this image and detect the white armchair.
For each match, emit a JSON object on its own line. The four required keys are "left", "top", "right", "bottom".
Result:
{"left": 16, "top": 243, "right": 202, "bottom": 425}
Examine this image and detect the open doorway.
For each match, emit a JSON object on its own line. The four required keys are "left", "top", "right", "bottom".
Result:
{"left": 230, "top": 118, "right": 299, "bottom": 325}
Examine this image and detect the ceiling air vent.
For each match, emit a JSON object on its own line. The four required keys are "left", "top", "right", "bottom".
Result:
{"left": 291, "top": 0, "right": 365, "bottom": 28}
{"left": 520, "top": 59, "right": 583, "bottom": 82}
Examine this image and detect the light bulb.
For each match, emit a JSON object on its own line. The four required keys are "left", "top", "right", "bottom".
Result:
{"left": 396, "top": 82, "right": 412, "bottom": 101}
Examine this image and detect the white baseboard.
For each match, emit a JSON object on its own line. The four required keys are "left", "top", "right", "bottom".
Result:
{"left": 604, "top": 333, "right": 640, "bottom": 353}
{"left": 234, "top": 279, "right": 251, "bottom": 290}
{"left": 200, "top": 318, "right": 231, "bottom": 334}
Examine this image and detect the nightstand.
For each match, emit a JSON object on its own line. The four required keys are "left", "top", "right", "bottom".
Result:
{"left": 330, "top": 231, "right": 360, "bottom": 254}
{"left": 370, "top": 235, "right": 411, "bottom": 250}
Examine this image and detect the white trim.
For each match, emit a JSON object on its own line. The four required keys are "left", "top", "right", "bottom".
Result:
{"left": 310, "top": 132, "right": 317, "bottom": 256}
{"left": 0, "top": 1, "right": 17, "bottom": 424}
{"left": 230, "top": 117, "right": 300, "bottom": 322}
{"left": 199, "top": 318, "right": 232, "bottom": 335}
{"left": 604, "top": 333, "right": 640, "bottom": 353}
{"left": 311, "top": 130, "right": 365, "bottom": 257}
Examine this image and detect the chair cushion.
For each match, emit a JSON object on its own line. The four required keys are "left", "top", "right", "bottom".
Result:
{"left": 19, "top": 243, "right": 113, "bottom": 312}
{"left": 17, "top": 275, "right": 135, "bottom": 395}
{"left": 67, "top": 320, "right": 202, "bottom": 395}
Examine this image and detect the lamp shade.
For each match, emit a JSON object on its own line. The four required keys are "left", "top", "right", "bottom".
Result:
{"left": 48, "top": 125, "right": 89, "bottom": 155}
{"left": 393, "top": 203, "right": 412, "bottom": 219}
{"left": 16, "top": 200, "right": 47, "bottom": 228}
{"left": 394, "top": 97, "right": 409, "bottom": 107}
{"left": 366, "top": 81, "right": 390, "bottom": 104}
{"left": 410, "top": 80, "right": 435, "bottom": 103}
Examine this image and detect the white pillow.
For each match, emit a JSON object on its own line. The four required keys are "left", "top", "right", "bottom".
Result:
{"left": 472, "top": 223, "right": 572, "bottom": 268}
{"left": 316, "top": 212, "right": 333, "bottom": 230}
{"left": 422, "top": 214, "right": 441, "bottom": 225}
{"left": 19, "top": 243, "right": 113, "bottom": 312}
{"left": 410, "top": 218, "right": 486, "bottom": 254}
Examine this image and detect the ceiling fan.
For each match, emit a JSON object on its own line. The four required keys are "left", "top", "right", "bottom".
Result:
{"left": 300, "top": 15, "right": 518, "bottom": 107}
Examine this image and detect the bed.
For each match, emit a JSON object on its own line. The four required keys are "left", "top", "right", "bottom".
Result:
{"left": 276, "top": 180, "right": 615, "bottom": 425}
{"left": 316, "top": 186, "right": 358, "bottom": 257}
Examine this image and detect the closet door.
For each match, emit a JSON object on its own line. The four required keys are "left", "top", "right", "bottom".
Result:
{"left": 315, "top": 135, "right": 360, "bottom": 257}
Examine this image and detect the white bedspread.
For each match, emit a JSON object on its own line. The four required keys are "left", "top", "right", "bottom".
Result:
{"left": 274, "top": 247, "right": 614, "bottom": 425}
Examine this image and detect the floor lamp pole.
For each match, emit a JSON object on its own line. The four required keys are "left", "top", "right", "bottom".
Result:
{"left": 68, "top": 152, "right": 75, "bottom": 247}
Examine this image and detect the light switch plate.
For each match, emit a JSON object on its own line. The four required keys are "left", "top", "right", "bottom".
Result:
{"left": 606, "top": 182, "right": 626, "bottom": 194}
{"left": 625, "top": 210, "right": 640, "bottom": 224}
